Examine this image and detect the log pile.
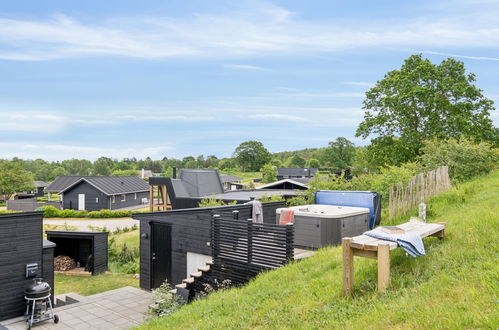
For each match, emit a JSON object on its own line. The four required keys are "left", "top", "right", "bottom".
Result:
{"left": 54, "top": 255, "right": 76, "bottom": 271}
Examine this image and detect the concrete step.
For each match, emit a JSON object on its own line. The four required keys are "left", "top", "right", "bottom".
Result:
{"left": 198, "top": 265, "right": 210, "bottom": 272}
{"left": 175, "top": 283, "right": 187, "bottom": 289}
{"left": 182, "top": 277, "right": 194, "bottom": 284}
{"left": 190, "top": 271, "right": 202, "bottom": 278}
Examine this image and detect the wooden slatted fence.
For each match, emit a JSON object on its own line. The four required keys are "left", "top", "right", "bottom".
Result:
{"left": 389, "top": 166, "right": 451, "bottom": 219}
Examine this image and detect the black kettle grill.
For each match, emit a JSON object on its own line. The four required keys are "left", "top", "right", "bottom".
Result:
{"left": 24, "top": 278, "right": 59, "bottom": 329}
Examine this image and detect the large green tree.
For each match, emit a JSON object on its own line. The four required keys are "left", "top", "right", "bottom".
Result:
{"left": 93, "top": 157, "right": 114, "bottom": 176}
{"left": 233, "top": 141, "right": 271, "bottom": 172}
{"left": 0, "top": 161, "right": 34, "bottom": 200}
{"left": 320, "top": 137, "right": 356, "bottom": 169}
{"left": 356, "top": 54, "right": 497, "bottom": 164}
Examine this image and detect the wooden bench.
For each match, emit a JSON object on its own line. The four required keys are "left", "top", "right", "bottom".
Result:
{"left": 342, "top": 221, "right": 446, "bottom": 295}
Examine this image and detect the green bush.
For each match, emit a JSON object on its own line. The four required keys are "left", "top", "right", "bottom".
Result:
{"left": 418, "top": 138, "right": 498, "bottom": 182}
{"left": 198, "top": 197, "right": 237, "bottom": 207}
{"left": 40, "top": 206, "right": 132, "bottom": 218}
{"left": 147, "top": 280, "right": 182, "bottom": 318}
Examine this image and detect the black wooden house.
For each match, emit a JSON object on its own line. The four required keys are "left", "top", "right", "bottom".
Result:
{"left": 46, "top": 176, "right": 149, "bottom": 211}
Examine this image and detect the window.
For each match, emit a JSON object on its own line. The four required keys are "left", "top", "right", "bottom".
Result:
{"left": 134, "top": 193, "right": 137, "bottom": 200}
{"left": 112, "top": 196, "right": 115, "bottom": 203}
{"left": 121, "top": 194, "right": 126, "bottom": 202}
{"left": 95, "top": 197, "right": 99, "bottom": 203}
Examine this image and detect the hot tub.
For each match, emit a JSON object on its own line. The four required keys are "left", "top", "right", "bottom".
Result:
{"left": 276, "top": 204, "right": 370, "bottom": 249}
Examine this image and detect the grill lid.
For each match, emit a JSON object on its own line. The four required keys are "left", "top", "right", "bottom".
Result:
{"left": 25, "top": 278, "right": 51, "bottom": 296}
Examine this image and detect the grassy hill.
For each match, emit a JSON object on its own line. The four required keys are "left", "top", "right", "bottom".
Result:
{"left": 139, "top": 171, "right": 499, "bottom": 329}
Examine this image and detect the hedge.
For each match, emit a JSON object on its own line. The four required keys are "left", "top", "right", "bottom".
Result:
{"left": 40, "top": 206, "right": 134, "bottom": 218}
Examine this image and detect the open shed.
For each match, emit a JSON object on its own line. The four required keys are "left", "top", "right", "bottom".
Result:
{"left": 46, "top": 231, "right": 108, "bottom": 275}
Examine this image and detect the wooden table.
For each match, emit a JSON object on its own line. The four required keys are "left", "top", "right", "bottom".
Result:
{"left": 342, "top": 221, "right": 446, "bottom": 295}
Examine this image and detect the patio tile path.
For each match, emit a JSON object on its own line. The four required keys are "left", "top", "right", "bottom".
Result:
{"left": 1, "top": 286, "right": 152, "bottom": 330}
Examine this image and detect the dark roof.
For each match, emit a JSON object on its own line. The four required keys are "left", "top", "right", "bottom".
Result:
{"left": 219, "top": 174, "right": 243, "bottom": 183}
{"left": 256, "top": 179, "right": 309, "bottom": 190}
{"left": 45, "top": 176, "right": 82, "bottom": 193}
{"left": 179, "top": 169, "right": 224, "bottom": 197}
{"left": 47, "top": 176, "right": 149, "bottom": 195}
{"left": 277, "top": 168, "right": 318, "bottom": 177}
{"left": 203, "top": 189, "right": 297, "bottom": 201}
{"left": 33, "top": 181, "right": 48, "bottom": 188}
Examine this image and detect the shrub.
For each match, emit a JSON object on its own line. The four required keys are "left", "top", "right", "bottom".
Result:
{"left": 198, "top": 197, "right": 237, "bottom": 207}
{"left": 41, "top": 206, "right": 132, "bottom": 218}
{"left": 418, "top": 138, "right": 498, "bottom": 182}
{"left": 147, "top": 280, "right": 182, "bottom": 318}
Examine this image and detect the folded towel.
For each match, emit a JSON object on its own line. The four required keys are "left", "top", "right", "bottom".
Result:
{"left": 365, "top": 227, "right": 426, "bottom": 257}
{"left": 279, "top": 209, "right": 294, "bottom": 225}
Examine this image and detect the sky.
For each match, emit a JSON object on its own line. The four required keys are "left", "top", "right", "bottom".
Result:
{"left": 0, "top": 0, "right": 498, "bottom": 161}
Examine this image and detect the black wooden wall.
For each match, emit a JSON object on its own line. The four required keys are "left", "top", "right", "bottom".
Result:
{"left": 133, "top": 201, "right": 285, "bottom": 290}
{"left": 0, "top": 212, "right": 43, "bottom": 321}
{"left": 42, "top": 240, "right": 56, "bottom": 304}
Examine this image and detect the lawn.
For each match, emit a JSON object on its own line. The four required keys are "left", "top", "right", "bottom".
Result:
{"left": 55, "top": 273, "right": 139, "bottom": 296}
{"left": 54, "top": 229, "right": 141, "bottom": 295}
{"left": 139, "top": 170, "right": 499, "bottom": 329}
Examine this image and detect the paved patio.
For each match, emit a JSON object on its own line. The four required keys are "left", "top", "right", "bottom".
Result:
{"left": 1, "top": 286, "right": 152, "bottom": 330}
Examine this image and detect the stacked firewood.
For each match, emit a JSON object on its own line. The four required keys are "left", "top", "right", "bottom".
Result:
{"left": 54, "top": 255, "right": 76, "bottom": 271}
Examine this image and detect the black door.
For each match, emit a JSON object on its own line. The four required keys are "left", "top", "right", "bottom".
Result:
{"left": 151, "top": 223, "right": 172, "bottom": 288}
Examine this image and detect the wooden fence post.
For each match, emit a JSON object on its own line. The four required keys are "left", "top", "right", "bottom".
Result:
{"left": 232, "top": 210, "right": 239, "bottom": 220}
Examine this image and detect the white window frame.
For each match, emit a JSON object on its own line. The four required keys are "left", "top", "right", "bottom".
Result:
{"left": 134, "top": 192, "right": 137, "bottom": 200}
{"left": 121, "top": 194, "right": 126, "bottom": 202}
{"left": 95, "top": 197, "right": 99, "bottom": 203}
{"left": 112, "top": 196, "right": 116, "bottom": 203}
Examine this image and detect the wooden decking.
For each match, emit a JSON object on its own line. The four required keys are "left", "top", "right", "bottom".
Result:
{"left": 342, "top": 221, "right": 446, "bottom": 295}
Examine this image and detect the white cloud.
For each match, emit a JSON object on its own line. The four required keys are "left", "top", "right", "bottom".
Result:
{"left": 224, "top": 64, "right": 267, "bottom": 71}
{"left": 1, "top": 3, "right": 499, "bottom": 61}
{"left": 244, "top": 113, "right": 304, "bottom": 121}
{"left": 343, "top": 81, "right": 374, "bottom": 87}
{"left": 0, "top": 112, "right": 67, "bottom": 133}
{"left": 278, "top": 92, "right": 364, "bottom": 98}
{"left": 415, "top": 50, "right": 499, "bottom": 61}
{"left": 0, "top": 141, "right": 174, "bottom": 161}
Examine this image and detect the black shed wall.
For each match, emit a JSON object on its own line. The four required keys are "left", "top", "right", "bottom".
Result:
{"left": 133, "top": 201, "right": 285, "bottom": 290}
{"left": 0, "top": 212, "right": 43, "bottom": 321}
{"left": 46, "top": 231, "right": 108, "bottom": 275}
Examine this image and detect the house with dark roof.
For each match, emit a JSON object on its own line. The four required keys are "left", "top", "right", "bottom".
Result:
{"left": 219, "top": 174, "right": 244, "bottom": 191}
{"left": 256, "top": 178, "right": 309, "bottom": 190}
{"left": 150, "top": 169, "right": 297, "bottom": 209}
{"left": 277, "top": 168, "right": 318, "bottom": 180}
{"left": 46, "top": 176, "right": 149, "bottom": 211}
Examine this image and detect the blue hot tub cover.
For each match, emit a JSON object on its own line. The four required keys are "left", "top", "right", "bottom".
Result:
{"left": 315, "top": 190, "right": 381, "bottom": 229}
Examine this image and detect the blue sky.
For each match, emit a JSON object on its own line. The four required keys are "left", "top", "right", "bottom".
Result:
{"left": 1, "top": 0, "right": 498, "bottom": 161}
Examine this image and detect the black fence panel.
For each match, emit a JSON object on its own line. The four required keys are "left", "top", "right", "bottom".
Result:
{"left": 210, "top": 214, "right": 294, "bottom": 286}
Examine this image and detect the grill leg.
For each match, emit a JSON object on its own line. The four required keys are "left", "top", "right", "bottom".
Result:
{"left": 47, "top": 296, "right": 54, "bottom": 319}
{"left": 29, "top": 300, "right": 35, "bottom": 326}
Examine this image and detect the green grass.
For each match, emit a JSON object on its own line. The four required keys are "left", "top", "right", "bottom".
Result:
{"left": 55, "top": 273, "right": 139, "bottom": 296}
{"left": 112, "top": 229, "right": 140, "bottom": 250}
{"left": 139, "top": 170, "right": 499, "bottom": 329}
